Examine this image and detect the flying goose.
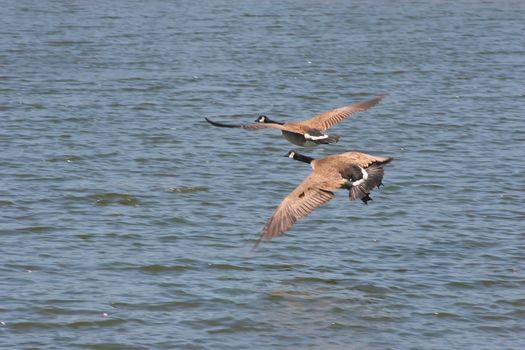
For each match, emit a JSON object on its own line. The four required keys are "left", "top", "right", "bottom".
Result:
{"left": 253, "top": 150, "right": 393, "bottom": 248}
{"left": 205, "top": 96, "right": 384, "bottom": 147}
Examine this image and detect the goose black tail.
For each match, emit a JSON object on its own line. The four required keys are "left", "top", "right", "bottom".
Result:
{"left": 315, "top": 134, "right": 340, "bottom": 144}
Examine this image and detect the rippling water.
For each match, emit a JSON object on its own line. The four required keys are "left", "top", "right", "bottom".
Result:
{"left": 1, "top": 0, "right": 524, "bottom": 349}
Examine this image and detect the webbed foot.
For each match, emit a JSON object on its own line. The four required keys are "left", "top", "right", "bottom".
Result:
{"left": 361, "top": 193, "right": 373, "bottom": 205}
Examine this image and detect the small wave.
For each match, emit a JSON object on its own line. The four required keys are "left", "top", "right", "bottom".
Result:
{"left": 111, "top": 300, "right": 201, "bottom": 311}
{"left": 207, "top": 319, "right": 270, "bottom": 334}
{"left": 47, "top": 40, "right": 94, "bottom": 46}
{"left": 168, "top": 186, "right": 208, "bottom": 193}
{"left": 48, "top": 155, "right": 82, "bottom": 163}
{"left": 351, "top": 283, "right": 389, "bottom": 294}
{"left": 94, "top": 193, "right": 140, "bottom": 206}
{"left": 267, "top": 290, "right": 315, "bottom": 300}
{"left": 13, "top": 226, "right": 53, "bottom": 234}
{"left": 74, "top": 342, "right": 148, "bottom": 350}
{"left": 139, "top": 264, "right": 190, "bottom": 274}
{"left": 68, "top": 318, "right": 125, "bottom": 329}
{"left": 207, "top": 263, "right": 253, "bottom": 271}
{"left": 431, "top": 311, "right": 461, "bottom": 319}
{"left": 284, "top": 276, "right": 339, "bottom": 285}
{"left": 9, "top": 318, "right": 124, "bottom": 331}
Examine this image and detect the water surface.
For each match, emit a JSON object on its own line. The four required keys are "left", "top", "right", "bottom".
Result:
{"left": 1, "top": 0, "right": 524, "bottom": 349}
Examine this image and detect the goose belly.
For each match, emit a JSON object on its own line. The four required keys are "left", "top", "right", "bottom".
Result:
{"left": 281, "top": 131, "right": 318, "bottom": 147}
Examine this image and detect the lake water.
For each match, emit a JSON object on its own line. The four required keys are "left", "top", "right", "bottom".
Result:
{"left": 1, "top": 0, "right": 524, "bottom": 349}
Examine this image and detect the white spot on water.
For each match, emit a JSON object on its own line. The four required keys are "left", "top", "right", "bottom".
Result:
{"left": 0, "top": 321, "right": 6, "bottom": 326}
{"left": 307, "top": 60, "right": 312, "bottom": 64}
{"left": 102, "top": 312, "right": 109, "bottom": 317}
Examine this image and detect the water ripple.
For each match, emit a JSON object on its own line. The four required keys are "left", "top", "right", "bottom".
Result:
{"left": 2, "top": 1, "right": 524, "bottom": 349}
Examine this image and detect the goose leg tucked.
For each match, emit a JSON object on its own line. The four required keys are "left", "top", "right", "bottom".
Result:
{"left": 361, "top": 193, "right": 373, "bottom": 205}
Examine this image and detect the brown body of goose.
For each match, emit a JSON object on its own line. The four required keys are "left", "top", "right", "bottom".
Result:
{"left": 205, "top": 96, "right": 384, "bottom": 147}
{"left": 253, "top": 150, "right": 393, "bottom": 249}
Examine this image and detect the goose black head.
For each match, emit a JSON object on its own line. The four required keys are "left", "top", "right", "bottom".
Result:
{"left": 255, "top": 115, "right": 269, "bottom": 123}
{"left": 286, "top": 150, "right": 314, "bottom": 164}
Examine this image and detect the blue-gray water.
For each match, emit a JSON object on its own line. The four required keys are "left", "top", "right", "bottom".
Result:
{"left": 1, "top": 0, "right": 524, "bottom": 349}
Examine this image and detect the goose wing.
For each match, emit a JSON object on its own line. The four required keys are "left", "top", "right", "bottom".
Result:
{"left": 253, "top": 172, "right": 344, "bottom": 249}
{"left": 301, "top": 96, "right": 384, "bottom": 132}
{"left": 330, "top": 152, "right": 392, "bottom": 202}
{"left": 205, "top": 117, "right": 286, "bottom": 130}
{"left": 331, "top": 151, "right": 393, "bottom": 168}
{"left": 347, "top": 164, "right": 385, "bottom": 202}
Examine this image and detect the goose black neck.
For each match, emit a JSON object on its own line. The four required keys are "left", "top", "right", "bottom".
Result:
{"left": 293, "top": 153, "right": 315, "bottom": 164}
{"left": 266, "top": 117, "right": 284, "bottom": 125}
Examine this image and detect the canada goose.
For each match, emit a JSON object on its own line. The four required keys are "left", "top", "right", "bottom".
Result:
{"left": 253, "top": 150, "right": 393, "bottom": 248}
{"left": 205, "top": 96, "right": 384, "bottom": 147}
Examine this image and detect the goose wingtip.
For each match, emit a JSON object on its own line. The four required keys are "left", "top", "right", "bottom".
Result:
{"left": 251, "top": 230, "right": 271, "bottom": 251}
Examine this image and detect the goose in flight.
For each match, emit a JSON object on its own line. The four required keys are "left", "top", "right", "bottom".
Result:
{"left": 253, "top": 150, "right": 393, "bottom": 249}
{"left": 205, "top": 96, "right": 384, "bottom": 147}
